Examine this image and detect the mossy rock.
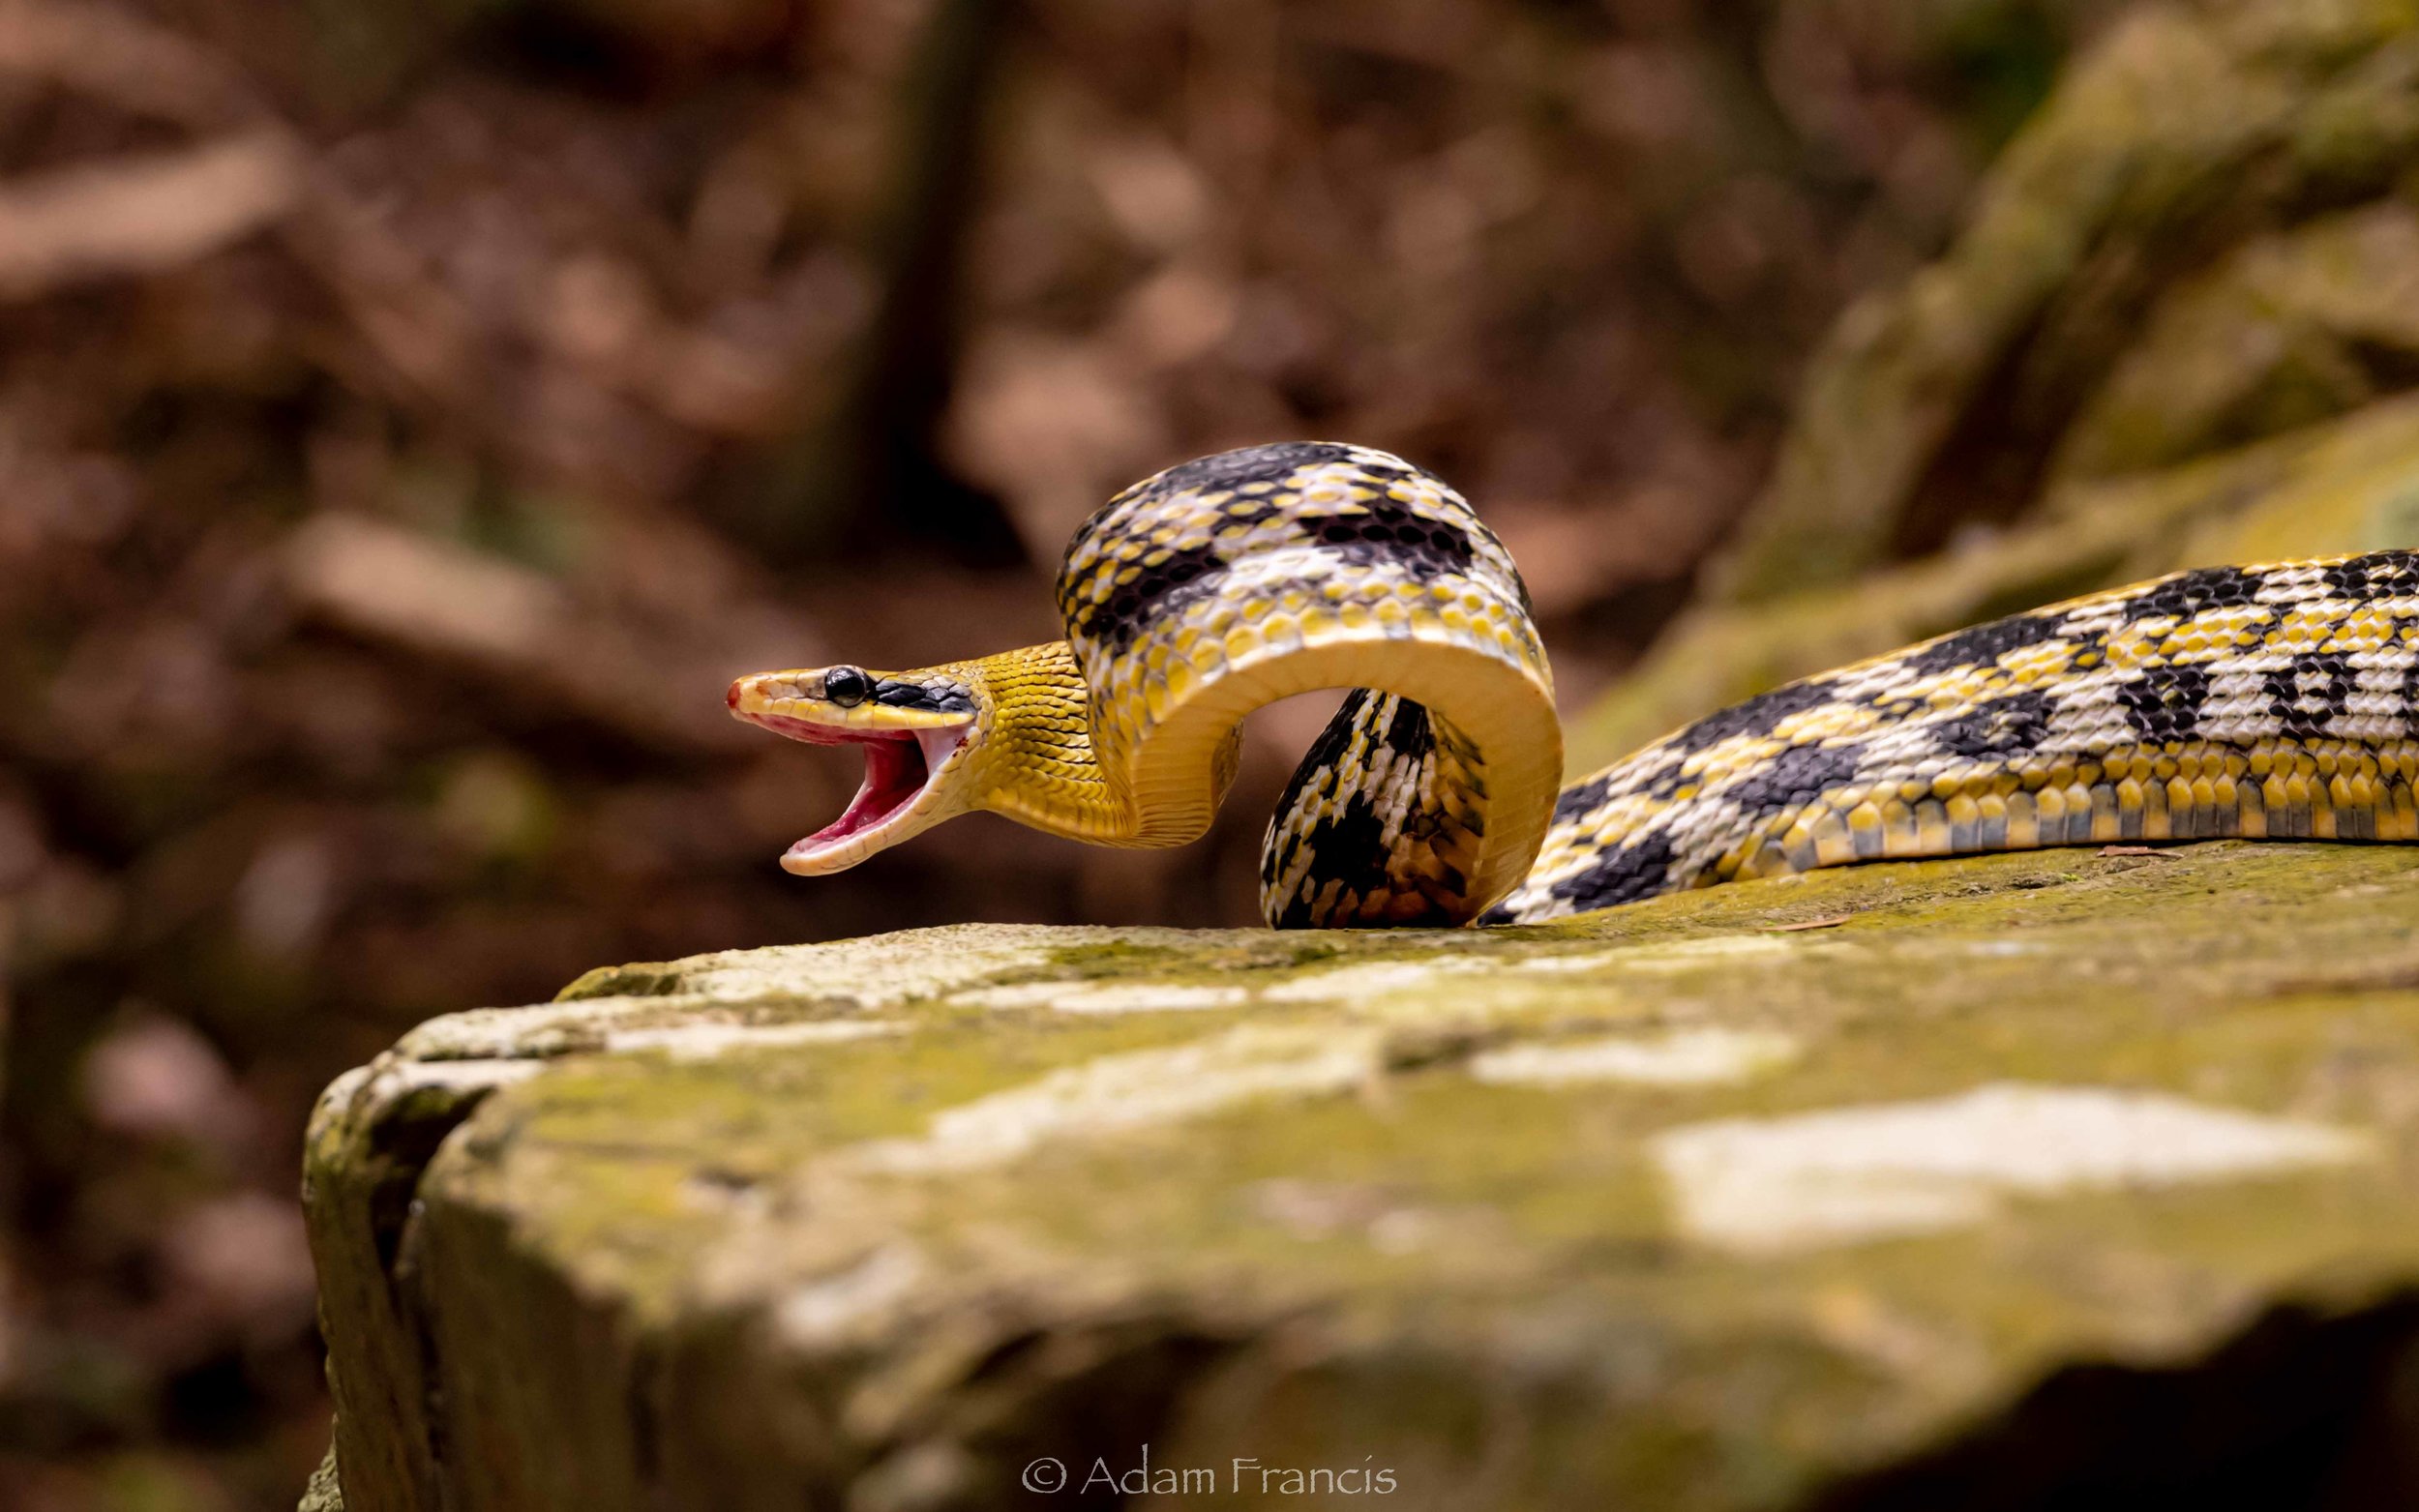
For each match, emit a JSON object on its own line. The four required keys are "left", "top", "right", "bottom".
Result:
{"left": 305, "top": 842, "right": 2419, "bottom": 1510}
{"left": 1566, "top": 392, "right": 2419, "bottom": 776}
{"left": 1715, "top": 0, "right": 2419, "bottom": 607}
{"left": 1568, "top": 1, "right": 2419, "bottom": 777}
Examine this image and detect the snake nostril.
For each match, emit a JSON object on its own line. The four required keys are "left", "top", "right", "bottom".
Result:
{"left": 726, "top": 680, "right": 743, "bottom": 710}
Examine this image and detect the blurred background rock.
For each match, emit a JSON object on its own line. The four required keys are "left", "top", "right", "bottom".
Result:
{"left": 13, "top": 0, "right": 2391, "bottom": 1505}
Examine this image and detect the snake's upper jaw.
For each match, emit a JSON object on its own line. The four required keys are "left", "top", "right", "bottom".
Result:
{"left": 731, "top": 703, "right": 974, "bottom": 875}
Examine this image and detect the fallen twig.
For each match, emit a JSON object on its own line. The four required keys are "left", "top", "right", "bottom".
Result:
{"left": 0, "top": 132, "right": 301, "bottom": 300}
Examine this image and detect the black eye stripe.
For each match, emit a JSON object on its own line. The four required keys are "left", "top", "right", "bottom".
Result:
{"left": 874, "top": 678, "right": 979, "bottom": 715}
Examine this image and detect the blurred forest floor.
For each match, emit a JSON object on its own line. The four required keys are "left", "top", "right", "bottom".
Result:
{"left": 0, "top": 0, "right": 2103, "bottom": 1506}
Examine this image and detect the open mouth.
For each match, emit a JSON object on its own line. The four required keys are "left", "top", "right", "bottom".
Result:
{"left": 738, "top": 710, "right": 970, "bottom": 872}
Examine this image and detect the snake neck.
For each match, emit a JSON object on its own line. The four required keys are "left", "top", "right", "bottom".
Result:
{"left": 962, "top": 640, "right": 1241, "bottom": 845}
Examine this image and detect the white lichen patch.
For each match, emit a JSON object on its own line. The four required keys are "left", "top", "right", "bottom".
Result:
{"left": 1470, "top": 1028, "right": 1802, "bottom": 1087}
{"left": 641, "top": 923, "right": 1207, "bottom": 1009}
{"left": 390, "top": 926, "right": 1228, "bottom": 1064}
{"left": 394, "top": 996, "right": 907, "bottom": 1063}
{"left": 392, "top": 995, "right": 696, "bottom": 1061}
{"left": 1878, "top": 936, "right": 2048, "bottom": 961}
{"left": 1245, "top": 1180, "right": 1478, "bottom": 1257}
{"left": 1253, "top": 934, "right": 1834, "bottom": 1004}
{"left": 1256, "top": 947, "right": 1656, "bottom": 1002}
{"left": 1594, "top": 934, "right": 1808, "bottom": 972}
{"left": 1652, "top": 1082, "right": 2374, "bottom": 1255}
{"left": 1258, "top": 957, "right": 1498, "bottom": 1001}
{"left": 310, "top": 1058, "right": 546, "bottom": 1159}
{"left": 341, "top": 1056, "right": 547, "bottom": 1104}
{"left": 384, "top": 1058, "right": 549, "bottom": 1090}
{"left": 775, "top": 1243, "right": 929, "bottom": 1349}
{"left": 605, "top": 1020, "right": 905, "bottom": 1061}
{"left": 948, "top": 981, "right": 1251, "bottom": 1015}
{"left": 1504, "top": 951, "right": 1633, "bottom": 973}
{"left": 839, "top": 1025, "right": 1383, "bottom": 1174}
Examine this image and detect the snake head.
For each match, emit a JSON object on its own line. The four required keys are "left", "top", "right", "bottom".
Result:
{"left": 726, "top": 664, "right": 981, "bottom": 875}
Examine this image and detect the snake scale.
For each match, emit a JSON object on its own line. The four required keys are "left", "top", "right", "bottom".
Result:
{"left": 730, "top": 442, "right": 2419, "bottom": 928}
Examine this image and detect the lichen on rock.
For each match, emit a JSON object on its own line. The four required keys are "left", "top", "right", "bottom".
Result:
{"left": 305, "top": 841, "right": 2419, "bottom": 1510}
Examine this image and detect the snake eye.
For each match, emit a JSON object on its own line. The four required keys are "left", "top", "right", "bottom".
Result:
{"left": 822, "top": 666, "right": 872, "bottom": 707}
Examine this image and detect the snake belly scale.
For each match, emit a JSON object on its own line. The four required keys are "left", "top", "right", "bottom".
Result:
{"left": 729, "top": 442, "right": 2419, "bottom": 928}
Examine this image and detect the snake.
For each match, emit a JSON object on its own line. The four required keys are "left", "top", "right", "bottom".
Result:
{"left": 728, "top": 441, "right": 2419, "bottom": 929}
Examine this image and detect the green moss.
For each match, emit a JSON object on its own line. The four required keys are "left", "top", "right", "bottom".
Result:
{"left": 308, "top": 841, "right": 2419, "bottom": 1510}
{"left": 1036, "top": 940, "right": 1195, "bottom": 977}
{"left": 553, "top": 962, "right": 686, "bottom": 1001}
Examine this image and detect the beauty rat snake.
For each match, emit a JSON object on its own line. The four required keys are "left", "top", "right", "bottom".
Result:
{"left": 729, "top": 442, "right": 2419, "bottom": 928}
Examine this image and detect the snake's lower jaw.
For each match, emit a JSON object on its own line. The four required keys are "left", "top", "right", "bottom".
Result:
{"left": 738, "top": 711, "right": 974, "bottom": 875}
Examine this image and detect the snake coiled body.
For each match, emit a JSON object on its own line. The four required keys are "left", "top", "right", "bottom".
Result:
{"left": 730, "top": 443, "right": 2419, "bottom": 928}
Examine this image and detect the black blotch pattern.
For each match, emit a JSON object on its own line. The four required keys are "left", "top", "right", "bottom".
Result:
{"left": 1269, "top": 792, "right": 1393, "bottom": 929}
{"left": 2265, "top": 653, "right": 2354, "bottom": 740}
{"left": 1383, "top": 697, "right": 1435, "bottom": 763}
{"left": 2321, "top": 551, "right": 2417, "bottom": 599}
{"left": 1901, "top": 611, "right": 2072, "bottom": 676}
{"left": 1551, "top": 770, "right": 1617, "bottom": 823}
{"left": 1929, "top": 689, "right": 2055, "bottom": 757}
{"left": 2115, "top": 666, "right": 2208, "bottom": 742}
{"left": 1266, "top": 690, "right": 1462, "bottom": 924}
{"left": 1521, "top": 828, "right": 1679, "bottom": 916}
{"left": 1717, "top": 740, "right": 1868, "bottom": 815}
{"left": 1292, "top": 494, "right": 1477, "bottom": 582}
{"left": 1264, "top": 690, "right": 1381, "bottom": 890}
{"left": 1064, "top": 442, "right": 1359, "bottom": 569}
{"left": 1153, "top": 441, "right": 1360, "bottom": 497}
{"left": 2135, "top": 564, "right": 2268, "bottom": 621}
{"left": 1057, "top": 442, "right": 1518, "bottom": 652}
{"left": 1516, "top": 740, "right": 1869, "bottom": 918}
{"left": 1669, "top": 678, "right": 1839, "bottom": 754}
{"left": 1070, "top": 540, "right": 1232, "bottom": 654}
